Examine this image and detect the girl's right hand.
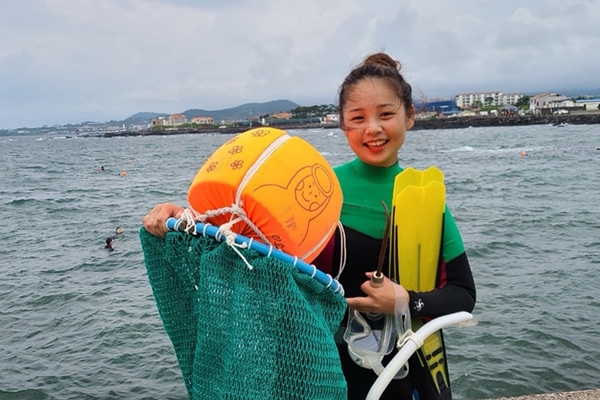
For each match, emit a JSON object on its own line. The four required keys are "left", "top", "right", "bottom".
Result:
{"left": 142, "top": 203, "right": 185, "bottom": 237}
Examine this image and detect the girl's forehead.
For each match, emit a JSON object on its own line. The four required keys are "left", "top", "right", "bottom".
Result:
{"left": 344, "top": 86, "right": 401, "bottom": 110}
{"left": 346, "top": 79, "right": 399, "bottom": 101}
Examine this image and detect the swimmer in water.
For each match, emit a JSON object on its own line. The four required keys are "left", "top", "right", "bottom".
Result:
{"left": 109, "top": 227, "right": 123, "bottom": 240}
{"left": 105, "top": 238, "right": 114, "bottom": 251}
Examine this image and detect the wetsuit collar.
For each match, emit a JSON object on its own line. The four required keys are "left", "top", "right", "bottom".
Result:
{"left": 350, "top": 158, "right": 402, "bottom": 184}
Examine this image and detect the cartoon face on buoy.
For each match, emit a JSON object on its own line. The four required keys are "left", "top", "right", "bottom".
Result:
{"left": 254, "top": 162, "right": 337, "bottom": 247}
{"left": 294, "top": 165, "right": 335, "bottom": 212}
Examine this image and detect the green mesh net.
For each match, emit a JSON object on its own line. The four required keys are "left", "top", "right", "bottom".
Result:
{"left": 140, "top": 228, "right": 348, "bottom": 400}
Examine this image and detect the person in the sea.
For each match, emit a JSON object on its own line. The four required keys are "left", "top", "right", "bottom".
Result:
{"left": 108, "top": 227, "right": 123, "bottom": 240}
{"left": 141, "top": 52, "right": 476, "bottom": 400}
{"left": 105, "top": 238, "right": 114, "bottom": 251}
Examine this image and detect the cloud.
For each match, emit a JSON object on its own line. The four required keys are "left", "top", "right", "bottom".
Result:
{"left": 1, "top": 0, "right": 599, "bottom": 128}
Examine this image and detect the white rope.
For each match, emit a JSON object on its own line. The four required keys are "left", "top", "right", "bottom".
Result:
{"left": 216, "top": 218, "right": 254, "bottom": 270}
{"left": 179, "top": 207, "right": 255, "bottom": 270}
{"left": 189, "top": 202, "right": 272, "bottom": 247}
{"left": 180, "top": 208, "right": 199, "bottom": 235}
{"left": 218, "top": 133, "right": 290, "bottom": 246}
{"left": 235, "top": 134, "right": 290, "bottom": 204}
{"left": 326, "top": 274, "right": 333, "bottom": 289}
{"left": 335, "top": 221, "right": 347, "bottom": 280}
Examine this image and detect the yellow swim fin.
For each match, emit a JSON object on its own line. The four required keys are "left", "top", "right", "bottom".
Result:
{"left": 388, "top": 166, "right": 444, "bottom": 283}
{"left": 390, "top": 166, "right": 450, "bottom": 396}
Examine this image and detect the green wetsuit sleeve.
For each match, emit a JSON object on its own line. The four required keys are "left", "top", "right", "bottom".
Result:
{"left": 442, "top": 205, "right": 465, "bottom": 263}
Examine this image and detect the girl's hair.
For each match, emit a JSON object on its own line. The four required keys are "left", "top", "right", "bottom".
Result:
{"left": 337, "top": 52, "right": 413, "bottom": 129}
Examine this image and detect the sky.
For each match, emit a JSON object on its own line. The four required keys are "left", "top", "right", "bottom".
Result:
{"left": 1, "top": 0, "right": 600, "bottom": 129}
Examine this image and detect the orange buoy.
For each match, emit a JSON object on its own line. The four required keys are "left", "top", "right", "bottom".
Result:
{"left": 120, "top": 171, "right": 127, "bottom": 176}
{"left": 520, "top": 151, "right": 527, "bottom": 157}
{"left": 188, "top": 127, "right": 342, "bottom": 263}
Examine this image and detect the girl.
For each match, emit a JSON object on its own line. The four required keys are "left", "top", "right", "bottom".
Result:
{"left": 312, "top": 52, "right": 476, "bottom": 400}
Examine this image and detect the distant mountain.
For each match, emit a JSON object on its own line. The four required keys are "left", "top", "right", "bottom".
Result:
{"left": 122, "top": 100, "right": 300, "bottom": 125}
{"left": 183, "top": 100, "right": 300, "bottom": 123}
{"left": 123, "top": 112, "right": 169, "bottom": 124}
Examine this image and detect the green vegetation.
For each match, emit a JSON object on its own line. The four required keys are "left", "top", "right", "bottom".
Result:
{"left": 515, "top": 96, "right": 531, "bottom": 110}
{"left": 290, "top": 104, "right": 336, "bottom": 118}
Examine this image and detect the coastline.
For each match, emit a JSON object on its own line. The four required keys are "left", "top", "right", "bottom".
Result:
{"left": 95, "top": 112, "right": 600, "bottom": 138}
{"left": 412, "top": 112, "right": 600, "bottom": 131}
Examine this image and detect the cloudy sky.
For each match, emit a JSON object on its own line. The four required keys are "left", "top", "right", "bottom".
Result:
{"left": 1, "top": 0, "right": 599, "bottom": 129}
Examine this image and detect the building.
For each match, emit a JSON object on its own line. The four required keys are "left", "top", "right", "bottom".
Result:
{"left": 271, "top": 112, "right": 292, "bottom": 119}
{"left": 455, "top": 91, "right": 524, "bottom": 109}
{"left": 168, "top": 113, "right": 187, "bottom": 126}
{"left": 575, "top": 98, "right": 600, "bottom": 111}
{"left": 503, "top": 93, "right": 524, "bottom": 106}
{"left": 191, "top": 116, "right": 214, "bottom": 125}
{"left": 529, "top": 93, "right": 574, "bottom": 115}
{"left": 323, "top": 114, "right": 339, "bottom": 123}
{"left": 151, "top": 117, "right": 166, "bottom": 127}
{"left": 424, "top": 99, "right": 460, "bottom": 115}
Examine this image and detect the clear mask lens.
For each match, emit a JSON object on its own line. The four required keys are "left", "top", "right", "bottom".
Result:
{"left": 344, "top": 308, "right": 395, "bottom": 376}
{"left": 343, "top": 300, "right": 412, "bottom": 379}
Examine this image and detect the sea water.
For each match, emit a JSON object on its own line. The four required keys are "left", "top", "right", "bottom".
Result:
{"left": 1, "top": 124, "right": 599, "bottom": 399}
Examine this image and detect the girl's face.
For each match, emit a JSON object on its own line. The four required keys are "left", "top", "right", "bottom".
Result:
{"left": 342, "top": 78, "right": 414, "bottom": 167}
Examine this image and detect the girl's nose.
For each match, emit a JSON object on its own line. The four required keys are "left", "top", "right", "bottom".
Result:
{"left": 365, "top": 118, "right": 382, "bottom": 135}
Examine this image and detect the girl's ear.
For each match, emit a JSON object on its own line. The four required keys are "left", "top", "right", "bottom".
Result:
{"left": 406, "top": 104, "right": 416, "bottom": 130}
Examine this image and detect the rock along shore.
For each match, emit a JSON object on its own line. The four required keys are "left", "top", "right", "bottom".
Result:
{"left": 412, "top": 112, "right": 600, "bottom": 131}
{"left": 97, "top": 112, "right": 600, "bottom": 138}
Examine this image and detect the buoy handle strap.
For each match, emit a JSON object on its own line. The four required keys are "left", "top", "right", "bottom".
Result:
{"left": 187, "top": 203, "right": 272, "bottom": 247}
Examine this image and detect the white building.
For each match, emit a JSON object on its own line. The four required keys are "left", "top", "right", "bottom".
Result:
{"left": 168, "top": 113, "right": 188, "bottom": 126}
{"left": 191, "top": 116, "right": 214, "bottom": 125}
{"left": 455, "top": 91, "right": 524, "bottom": 109}
{"left": 529, "top": 93, "right": 574, "bottom": 115}
{"left": 322, "top": 114, "right": 339, "bottom": 123}
{"left": 575, "top": 98, "right": 600, "bottom": 111}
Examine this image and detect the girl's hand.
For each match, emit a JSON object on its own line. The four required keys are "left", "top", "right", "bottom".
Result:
{"left": 142, "top": 203, "right": 185, "bottom": 237}
{"left": 345, "top": 272, "right": 410, "bottom": 314}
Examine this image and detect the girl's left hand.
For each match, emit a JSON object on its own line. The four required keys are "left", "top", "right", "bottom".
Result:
{"left": 345, "top": 272, "right": 409, "bottom": 314}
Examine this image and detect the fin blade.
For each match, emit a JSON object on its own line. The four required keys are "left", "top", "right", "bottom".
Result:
{"left": 391, "top": 166, "right": 449, "bottom": 396}
{"left": 394, "top": 181, "right": 445, "bottom": 291}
